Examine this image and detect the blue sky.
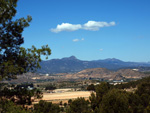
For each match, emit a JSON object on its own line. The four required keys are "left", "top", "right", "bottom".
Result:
{"left": 16, "top": 0, "right": 150, "bottom": 62}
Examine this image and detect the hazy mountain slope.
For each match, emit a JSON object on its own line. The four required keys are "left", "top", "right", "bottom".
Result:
{"left": 37, "top": 56, "right": 150, "bottom": 74}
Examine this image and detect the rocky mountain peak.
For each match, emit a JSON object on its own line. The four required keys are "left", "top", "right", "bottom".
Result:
{"left": 62, "top": 56, "right": 78, "bottom": 60}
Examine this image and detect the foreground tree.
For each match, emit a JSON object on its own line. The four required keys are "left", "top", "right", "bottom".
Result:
{"left": 0, "top": 84, "right": 43, "bottom": 107}
{"left": 99, "top": 89, "right": 130, "bottom": 113}
{"left": 0, "top": 0, "right": 51, "bottom": 80}
{"left": 89, "top": 82, "right": 112, "bottom": 111}
{"left": 0, "top": 0, "right": 50, "bottom": 112}
{"left": 34, "top": 100, "right": 60, "bottom": 113}
{"left": 128, "top": 93, "right": 144, "bottom": 113}
{"left": 135, "top": 83, "right": 150, "bottom": 109}
{"left": 0, "top": 99, "right": 30, "bottom": 113}
{"left": 87, "top": 84, "right": 95, "bottom": 91}
{"left": 66, "top": 97, "right": 91, "bottom": 113}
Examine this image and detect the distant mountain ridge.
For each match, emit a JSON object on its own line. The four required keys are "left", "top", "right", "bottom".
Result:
{"left": 37, "top": 56, "right": 150, "bottom": 74}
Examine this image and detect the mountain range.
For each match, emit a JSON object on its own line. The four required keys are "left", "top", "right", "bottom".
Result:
{"left": 38, "top": 56, "right": 150, "bottom": 74}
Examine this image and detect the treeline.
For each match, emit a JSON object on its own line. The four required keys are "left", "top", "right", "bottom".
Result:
{"left": 114, "top": 76, "right": 150, "bottom": 89}
{"left": 0, "top": 83, "right": 42, "bottom": 107}
{"left": 87, "top": 82, "right": 150, "bottom": 113}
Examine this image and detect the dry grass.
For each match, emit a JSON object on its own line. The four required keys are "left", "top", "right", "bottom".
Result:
{"left": 33, "top": 91, "right": 92, "bottom": 104}
{"left": 42, "top": 91, "right": 91, "bottom": 103}
{"left": 43, "top": 91, "right": 91, "bottom": 100}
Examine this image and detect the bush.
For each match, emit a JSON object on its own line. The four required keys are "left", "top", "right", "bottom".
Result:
{"left": 34, "top": 100, "right": 60, "bottom": 113}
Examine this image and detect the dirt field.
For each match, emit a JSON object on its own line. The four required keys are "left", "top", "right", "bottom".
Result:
{"left": 41, "top": 91, "right": 92, "bottom": 103}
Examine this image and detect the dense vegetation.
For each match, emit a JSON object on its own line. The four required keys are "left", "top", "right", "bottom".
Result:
{"left": 64, "top": 79, "right": 150, "bottom": 113}
{"left": 1, "top": 77, "right": 150, "bottom": 112}
{"left": 45, "top": 84, "right": 56, "bottom": 90}
{"left": 0, "top": 83, "right": 42, "bottom": 106}
{"left": 115, "top": 76, "right": 150, "bottom": 89}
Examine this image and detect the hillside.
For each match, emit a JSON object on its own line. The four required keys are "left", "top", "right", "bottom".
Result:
{"left": 37, "top": 56, "right": 150, "bottom": 74}
{"left": 64, "top": 68, "right": 150, "bottom": 80}
{"left": 3, "top": 68, "right": 150, "bottom": 84}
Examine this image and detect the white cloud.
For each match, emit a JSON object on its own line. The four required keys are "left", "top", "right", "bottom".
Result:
{"left": 73, "top": 39, "right": 80, "bottom": 42}
{"left": 73, "top": 38, "right": 85, "bottom": 42}
{"left": 51, "top": 21, "right": 116, "bottom": 33}
{"left": 83, "top": 21, "right": 116, "bottom": 31}
{"left": 100, "top": 49, "right": 103, "bottom": 51}
{"left": 51, "top": 23, "right": 82, "bottom": 33}
{"left": 81, "top": 38, "right": 84, "bottom": 41}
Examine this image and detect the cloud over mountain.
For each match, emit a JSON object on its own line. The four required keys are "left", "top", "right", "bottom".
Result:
{"left": 51, "top": 21, "right": 116, "bottom": 33}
